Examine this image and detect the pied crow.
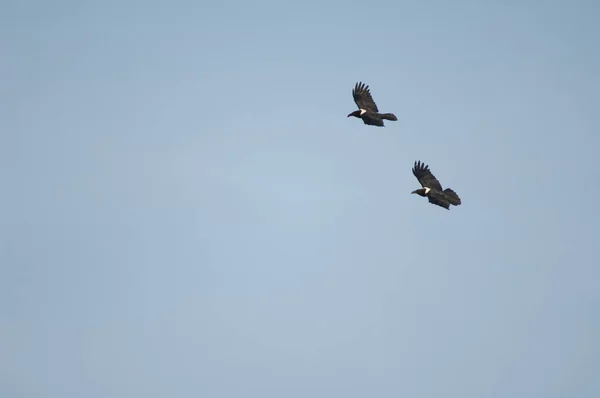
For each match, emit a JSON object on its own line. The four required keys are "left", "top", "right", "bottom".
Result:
{"left": 411, "top": 161, "right": 462, "bottom": 210}
{"left": 347, "top": 82, "right": 398, "bottom": 127}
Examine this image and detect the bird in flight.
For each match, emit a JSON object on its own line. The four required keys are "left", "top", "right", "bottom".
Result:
{"left": 411, "top": 161, "right": 462, "bottom": 210}
{"left": 347, "top": 82, "right": 398, "bottom": 127}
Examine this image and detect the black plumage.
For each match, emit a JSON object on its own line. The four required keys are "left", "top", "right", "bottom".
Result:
{"left": 411, "top": 161, "right": 462, "bottom": 210}
{"left": 347, "top": 82, "right": 398, "bottom": 127}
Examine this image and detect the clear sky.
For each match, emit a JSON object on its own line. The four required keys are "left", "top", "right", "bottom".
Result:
{"left": 2, "top": 0, "right": 599, "bottom": 397}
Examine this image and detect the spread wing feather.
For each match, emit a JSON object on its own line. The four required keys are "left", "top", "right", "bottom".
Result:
{"left": 412, "top": 161, "right": 443, "bottom": 191}
{"left": 352, "top": 82, "right": 379, "bottom": 113}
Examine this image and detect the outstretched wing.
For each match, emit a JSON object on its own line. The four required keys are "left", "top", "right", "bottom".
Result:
{"left": 412, "top": 161, "right": 443, "bottom": 191}
{"left": 352, "top": 82, "right": 379, "bottom": 113}
{"left": 427, "top": 192, "right": 451, "bottom": 210}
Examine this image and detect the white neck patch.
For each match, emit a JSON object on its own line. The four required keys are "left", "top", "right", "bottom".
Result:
{"left": 424, "top": 187, "right": 431, "bottom": 194}
{"left": 359, "top": 109, "right": 367, "bottom": 115}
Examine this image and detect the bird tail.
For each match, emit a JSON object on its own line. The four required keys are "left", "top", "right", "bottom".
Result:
{"left": 379, "top": 113, "right": 398, "bottom": 121}
{"left": 443, "top": 189, "right": 461, "bottom": 206}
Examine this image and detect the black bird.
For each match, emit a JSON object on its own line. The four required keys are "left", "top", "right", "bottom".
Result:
{"left": 411, "top": 161, "right": 462, "bottom": 210}
{"left": 347, "top": 82, "right": 398, "bottom": 127}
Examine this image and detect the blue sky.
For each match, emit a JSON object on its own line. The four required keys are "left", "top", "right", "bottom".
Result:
{"left": 2, "top": 0, "right": 599, "bottom": 397}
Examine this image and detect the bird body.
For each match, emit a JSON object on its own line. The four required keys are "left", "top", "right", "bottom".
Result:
{"left": 347, "top": 82, "right": 397, "bottom": 127}
{"left": 411, "top": 161, "right": 461, "bottom": 210}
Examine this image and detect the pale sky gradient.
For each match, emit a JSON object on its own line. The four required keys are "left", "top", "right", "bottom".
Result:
{"left": 2, "top": 1, "right": 599, "bottom": 397}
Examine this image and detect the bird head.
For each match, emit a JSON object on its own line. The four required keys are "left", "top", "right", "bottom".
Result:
{"left": 411, "top": 188, "right": 427, "bottom": 197}
{"left": 347, "top": 110, "right": 361, "bottom": 118}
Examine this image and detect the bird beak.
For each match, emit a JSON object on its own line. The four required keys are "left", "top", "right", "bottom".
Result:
{"left": 411, "top": 190, "right": 418, "bottom": 194}
{"left": 347, "top": 113, "right": 352, "bottom": 117}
